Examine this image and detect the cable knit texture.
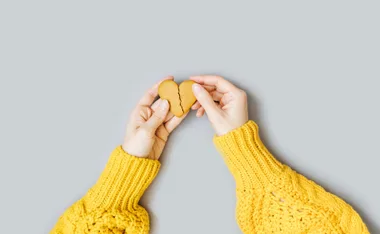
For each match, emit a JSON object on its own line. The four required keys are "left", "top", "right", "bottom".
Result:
{"left": 51, "top": 121, "right": 369, "bottom": 233}
{"left": 214, "top": 120, "right": 369, "bottom": 234}
{"left": 50, "top": 146, "right": 160, "bottom": 234}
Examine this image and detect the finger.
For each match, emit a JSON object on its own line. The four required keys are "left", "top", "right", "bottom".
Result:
{"left": 138, "top": 76, "right": 174, "bottom": 106}
{"left": 164, "top": 112, "right": 174, "bottom": 122}
{"left": 192, "top": 83, "right": 220, "bottom": 118}
{"left": 144, "top": 99, "right": 170, "bottom": 132}
{"left": 191, "top": 101, "right": 201, "bottom": 110}
{"left": 190, "top": 75, "right": 238, "bottom": 94}
{"left": 219, "top": 99, "right": 225, "bottom": 107}
{"left": 210, "top": 90, "right": 223, "bottom": 102}
{"left": 151, "top": 98, "right": 161, "bottom": 110}
{"left": 196, "top": 107, "right": 205, "bottom": 117}
{"left": 192, "top": 90, "right": 222, "bottom": 110}
{"left": 151, "top": 98, "right": 174, "bottom": 122}
{"left": 203, "top": 85, "right": 216, "bottom": 92}
{"left": 156, "top": 125, "right": 169, "bottom": 142}
{"left": 165, "top": 112, "right": 188, "bottom": 133}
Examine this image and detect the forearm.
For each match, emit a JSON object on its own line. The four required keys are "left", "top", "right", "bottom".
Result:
{"left": 84, "top": 146, "right": 160, "bottom": 211}
{"left": 214, "top": 120, "right": 284, "bottom": 190}
{"left": 214, "top": 121, "right": 369, "bottom": 233}
{"left": 51, "top": 146, "right": 160, "bottom": 234}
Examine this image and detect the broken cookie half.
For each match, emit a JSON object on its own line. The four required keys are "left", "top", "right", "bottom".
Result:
{"left": 158, "top": 80, "right": 197, "bottom": 117}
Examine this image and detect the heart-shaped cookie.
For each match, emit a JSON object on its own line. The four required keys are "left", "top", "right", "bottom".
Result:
{"left": 158, "top": 80, "right": 196, "bottom": 117}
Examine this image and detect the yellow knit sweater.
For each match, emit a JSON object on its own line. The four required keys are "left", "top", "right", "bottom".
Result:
{"left": 51, "top": 121, "right": 369, "bottom": 233}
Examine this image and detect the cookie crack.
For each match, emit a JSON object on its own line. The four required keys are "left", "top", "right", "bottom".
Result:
{"left": 177, "top": 88, "right": 184, "bottom": 114}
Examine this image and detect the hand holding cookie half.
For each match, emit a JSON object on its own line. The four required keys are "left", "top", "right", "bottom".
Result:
{"left": 122, "top": 76, "right": 188, "bottom": 160}
{"left": 190, "top": 75, "right": 249, "bottom": 136}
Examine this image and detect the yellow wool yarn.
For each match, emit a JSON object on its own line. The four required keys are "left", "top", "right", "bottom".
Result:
{"left": 51, "top": 121, "right": 369, "bottom": 234}
{"left": 213, "top": 121, "right": 369, "bottom": 233}
{"left": 51, "top": 146, "right": 160, "bottom": 234}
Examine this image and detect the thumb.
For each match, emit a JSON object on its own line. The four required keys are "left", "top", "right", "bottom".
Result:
{"left": 145, "top": 99, "right": 169, "bottom": 132}
{"left": 192, "top": 83, "right": 220, "bottom": 118}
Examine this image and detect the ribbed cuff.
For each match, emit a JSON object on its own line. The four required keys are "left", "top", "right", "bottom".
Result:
{"left": 213, "top": 121, "right": 284, "bottom": 189}
{"left": 85, "top": 146, "right": 160, "bottom": 211}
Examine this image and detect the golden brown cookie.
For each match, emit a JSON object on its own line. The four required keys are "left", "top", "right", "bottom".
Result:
{"left": 158, "top": 80, "right": 196, "bottom": 117}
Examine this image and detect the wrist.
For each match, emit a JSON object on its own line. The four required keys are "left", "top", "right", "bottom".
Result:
{"left": 213, "top": 120, "right": 284, "bottom": 189}
{"left": 214, "top": 118, "right": 249, "bottom": 136}
{"left": 122, "top": 139, "right": 150, "bottom": 158}
{"left": 85, "top": 146, "right": 160, "bottom": 211}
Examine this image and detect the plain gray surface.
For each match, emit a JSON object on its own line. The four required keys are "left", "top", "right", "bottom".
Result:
{"left": 1, "top": 1, "right": 379, "bottom": 233}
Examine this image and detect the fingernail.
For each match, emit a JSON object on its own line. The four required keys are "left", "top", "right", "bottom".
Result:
{"left": 192, "top": 84, "right": 201, "bottom": 94}
{"left": 160, "top": 99, "right": 169, "bottom": 110}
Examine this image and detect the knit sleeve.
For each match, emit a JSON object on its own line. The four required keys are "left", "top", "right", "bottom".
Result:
{"left": 214, "top": 121, "right": 369, "bottom": 234}
{"left": 50, "top": 146, "right": 160, "bottom": 234}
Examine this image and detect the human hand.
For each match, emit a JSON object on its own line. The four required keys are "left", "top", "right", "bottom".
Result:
{"left": 190, "top": 75, "right": 249, "bottom": 136}
{"left": 122, "top": 76, "right": 188, "bottom": 160}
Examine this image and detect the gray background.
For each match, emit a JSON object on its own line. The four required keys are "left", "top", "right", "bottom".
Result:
{"left": 0, "top": 1, "right": 379, "bottom": 233}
